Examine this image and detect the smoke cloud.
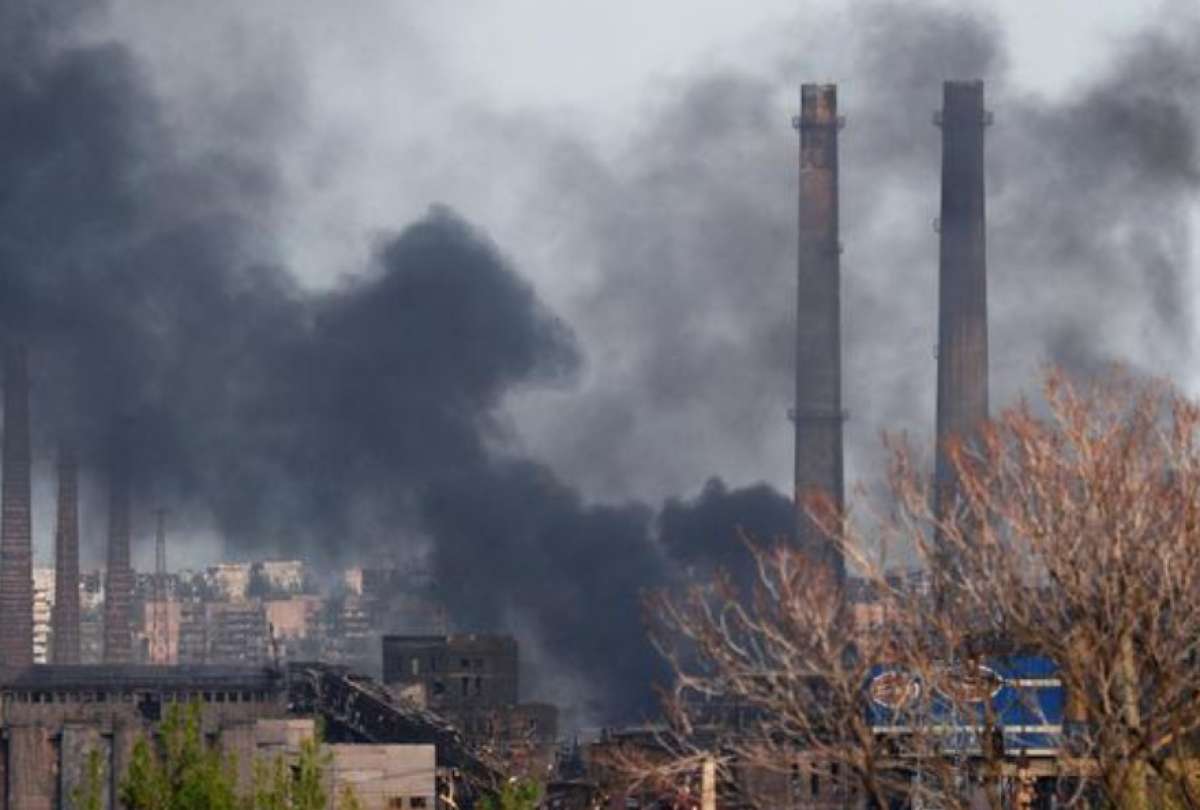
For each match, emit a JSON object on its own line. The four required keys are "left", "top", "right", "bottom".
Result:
{"left": 506, "top": 4, "right": 1200, "bottom": 508}
{"left": 2, "top": 0, "right": 1199, "bottom": 720}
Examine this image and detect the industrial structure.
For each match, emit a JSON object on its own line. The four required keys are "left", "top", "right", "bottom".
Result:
{"left": 0, "top": 343, "right": 33, "bottom": 669}
{"left": 792, "top": 83, "right": 846, "bottom": 584}
{"left": 382, "top": 634, "right": 558, "bottom": 758}
{"left": 933, "top": 80, "right": 991, "bottom": 524}
{"left": 51, "top": 445, "right": 81, "bottom": 665}
{"left": 148, "top": 509, "right": 169, "bottom": 664}
{"left": 0, "top": 662, "right": 462, "bottom": 809}
{"left": 0, "top": 73, "right": 1019, "bottom": 808}
{"left": 103, "top": 471, "right": 134, "bottom": 664}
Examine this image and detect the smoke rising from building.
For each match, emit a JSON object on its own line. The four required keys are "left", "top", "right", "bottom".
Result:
{"left": 1, "top": 0, "right": 1198, "bottom": 718}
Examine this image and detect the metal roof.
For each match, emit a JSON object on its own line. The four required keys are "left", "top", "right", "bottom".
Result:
{"left": 0, "top": 664, "right": 284, "bottom": 691}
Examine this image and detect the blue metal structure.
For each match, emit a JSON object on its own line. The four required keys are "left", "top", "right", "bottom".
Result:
{"left": 867, "top": 655, "right": 1064, "bottom": 756}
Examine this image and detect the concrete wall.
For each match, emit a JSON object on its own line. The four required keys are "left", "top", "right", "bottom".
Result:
{"left": 60, "top": 724, "right": 110, "bottom": 810}
{"left": 0, "top": 702, "right": 433, "bottom": 810}
{"left": 9, "top": 724, "right": 55, "bottom": 810}
{"left": 327, "top": 744, "right": 435, "bottom": 810}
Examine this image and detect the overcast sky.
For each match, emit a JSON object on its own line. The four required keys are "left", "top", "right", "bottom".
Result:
{"left": 97, "top": 0, "right": 1166, "bottom": 286}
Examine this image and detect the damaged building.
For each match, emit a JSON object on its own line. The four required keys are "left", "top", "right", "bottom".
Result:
{"left": 382, "top": 634, "right": 558, "bottom": 764}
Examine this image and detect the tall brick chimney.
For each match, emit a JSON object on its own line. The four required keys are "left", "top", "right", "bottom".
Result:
{"left": 934, "top": 80, "right": 990, "bottom": 524}
{"left": 103, "top": 465, "right": 134, "bottom": 663}
{"left": 0, "top": 343, "right": 33, "bottom": 668}
{"left": 792, "top": 84, "right": 846, "bottom": 583}
{"left": 52, "top": 444, "right": 81, "bottom": 664}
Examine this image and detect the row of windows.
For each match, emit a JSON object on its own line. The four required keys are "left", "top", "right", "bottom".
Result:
{"left": 407, "top": 656, "right": 491, "bottom": 675}
{"left": 2, "top": 689, "right": 273, "bottom": 705}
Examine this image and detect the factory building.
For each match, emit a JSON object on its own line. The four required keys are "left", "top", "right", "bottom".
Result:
{"left": 383, "top": 634, "right": 519, "bottom": 711}
{"left": 382, "top": 634, "right": 558, "bottom": 759}
{"left": 0, "top": 664, "right": 441, "bottom": 810}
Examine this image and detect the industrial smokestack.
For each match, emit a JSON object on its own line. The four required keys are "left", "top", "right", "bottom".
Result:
{"left": 0, "top": 343, "right": 33, "bottom": 668}
{"left": 934, "top": 80, "right": 990, "bottom": 524}
{"left": 103, "top": 467, "right": 134, "bottom": 663}
{"left": 52, "top": 444, "right": 81, "bottom": 664}
{"left": 792, "top": 83, "right": 846, "bottom": 584}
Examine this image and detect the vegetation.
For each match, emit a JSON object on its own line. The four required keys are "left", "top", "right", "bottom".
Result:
{"left": 478, "top": 777, "right": 543, "bottom": 810}
{"left": 71, "top": 747, "right": 107, "bottom": 810}
{"left": 247, "top": 734, "right": 329, "bottom": 810}
{"left": 121, "top": 702, "right": 239, "bottom": 810}
{"left": 630, "top": 368, "right": 1200, "bottom": 809}
{"left": 119, "top": 702, "right": 342, "bottom": 810}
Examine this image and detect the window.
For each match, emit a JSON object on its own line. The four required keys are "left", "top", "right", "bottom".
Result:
{"left": 461, "top": 677, "right": 469, "bottom": 697}
{"left": 410, "top": 798, "right": 428, "bottom": 808}
{"left": 474, "top": 677, "right": 482, "bottom": 695}
{"left": 411, "top": 657, "right": 420, "bottom": 676}
{"left": 810, "top": 772, "right": 819, "bottom": 797}
{"left": 461, "top": 658, "right": 470, "bottom": 670}
{"left": 387, "top": 800, "right": 404, "bottom": 810}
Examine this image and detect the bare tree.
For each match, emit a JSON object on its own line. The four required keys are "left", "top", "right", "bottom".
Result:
{"left": 626, "top": 368, "right": 1200, "bottom": 809}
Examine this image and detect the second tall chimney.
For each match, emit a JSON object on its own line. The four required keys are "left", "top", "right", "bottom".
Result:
{"left": 52, "top": 444, "right": 81, "bottom": 664}
{"left": 103, "top": 466, "right": 134, "bottom": 663}
{"left": 793, "top": 84, "right": 846, "bottom": 583}
{"left": 934, "top": 80, "right": 990, "bottom": 522}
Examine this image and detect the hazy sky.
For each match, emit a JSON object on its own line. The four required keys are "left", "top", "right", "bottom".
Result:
{"left": 99, "top": 0, "right": 1163, "bottom": 285}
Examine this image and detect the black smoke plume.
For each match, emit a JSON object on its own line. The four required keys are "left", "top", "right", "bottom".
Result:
{"left": 4, "top": 0, "right": 1200, "bottom": 721}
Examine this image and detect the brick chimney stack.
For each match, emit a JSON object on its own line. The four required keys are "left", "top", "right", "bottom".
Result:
{"left": 0, "top": 343, "right": 33, "bottom": 669}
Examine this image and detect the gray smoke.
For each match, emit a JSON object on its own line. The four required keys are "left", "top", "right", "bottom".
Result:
{"left": 504, "top": 4, "right": 1199, "bottom": 508}
{"left": 3, "top": 0, "right": 1199, "bottom": 721}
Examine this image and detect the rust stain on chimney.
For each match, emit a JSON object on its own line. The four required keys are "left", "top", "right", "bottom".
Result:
{"left": 103, "top": 466, "right": 134, "bottom": 663}
{"left": 793, "top": 83, "right": 845, "bottom": 583}
{"left": 0, "top": 343, "right": 33, "bottom": 668}
{"left": 52, "top": 444, "right": 82, "bottom": 664}
{"left": 935, "top": 80, "right": 990, "bottom": 524}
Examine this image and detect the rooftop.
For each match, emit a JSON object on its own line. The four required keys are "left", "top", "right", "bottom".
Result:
{"left": 0, "top": 664, "right": 284, "bottom": 691}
